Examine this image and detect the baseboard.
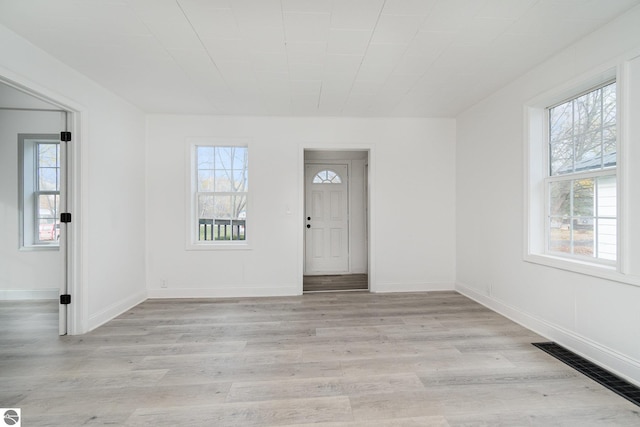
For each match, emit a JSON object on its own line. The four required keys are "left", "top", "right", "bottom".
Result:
{"left": 0, "top": 288, "right": 58, "bottom": 300}
{"left": 87, "top": 289, "right": 147, "bottom": 332}
{"left": 372, "top": 282, "right": 455, "bottom": 293}
{"left": 455, "top": 281, "right": 640, "bottom": 387}
{"left": 147, "top": 286, "right": 301, "bottom": 299}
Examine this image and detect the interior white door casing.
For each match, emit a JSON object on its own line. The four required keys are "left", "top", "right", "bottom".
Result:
{"left": 0, "top": 76, "right": 82, "bottom": 335}
{"left": 305, "top": 163, "right": 349, "bottom": 274}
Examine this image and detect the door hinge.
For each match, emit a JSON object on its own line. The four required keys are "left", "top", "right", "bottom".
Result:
{"left": 60, "top": 131, "right": 72, "bottom": 142}
{"left": 60, "top": 294, "right": 71, "bottom": 305}
{"left": 60, "top": 213, "right": 72, "bottom": 223}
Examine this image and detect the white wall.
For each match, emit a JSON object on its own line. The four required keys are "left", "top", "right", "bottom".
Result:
{"left": 0, "top": 110, "right": 63, "bottom": 299}
{"left": 0, "top": 24, "right": 147, "bottom": 332}
{"left": 146, "top": 116, "right": 456, "bottom": 297}
{"left": 456, "top": 7, "right": 640, "bottom": 385}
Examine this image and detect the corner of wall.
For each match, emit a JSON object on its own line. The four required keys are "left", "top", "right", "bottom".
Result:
{"left": 455, "top": 281, "right": 640, "bottom": 387}
{"left": 86, "top": 289, "right": 147, "bottom": 333}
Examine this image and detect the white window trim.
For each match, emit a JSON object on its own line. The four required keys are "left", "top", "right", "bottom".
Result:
{"left": 524, "top": 63, "right": 640, "bottom": 287}
{"left": 185, "top": 138, "right": 252, "bottom": 251}
{"left": 18, "top": 134, "right": 60, "bottom": 251}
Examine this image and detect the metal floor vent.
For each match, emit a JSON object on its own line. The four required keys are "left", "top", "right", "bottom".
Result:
{"left": 533, "top": 342, "right": 640, "bottom": 407}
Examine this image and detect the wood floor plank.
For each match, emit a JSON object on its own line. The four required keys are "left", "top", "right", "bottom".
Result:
{"left": 303, "top": 274, "right": 368, "bottom": 292}
{"left": 1, "top": 292, "right": 639, "bottom": 426}
{"left": 126, "top": 396, "right": 354, "bottom": 427}
{"left": 284, "top": 416, "right": 451, "bottom": 427}
{"left": 225, "top": 373, "right": 426, "bottom": 403}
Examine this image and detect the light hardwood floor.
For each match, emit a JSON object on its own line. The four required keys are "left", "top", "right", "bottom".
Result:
{"left": 1, "top": 292, "right": 639, "bottom": 426}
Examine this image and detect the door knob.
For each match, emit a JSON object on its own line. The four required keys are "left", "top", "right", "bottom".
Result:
{"left": 306, "top": 224, "right": 311, "bottom": 229}
{"left": 307, "top": 217, "right": 311, "bottom": 220}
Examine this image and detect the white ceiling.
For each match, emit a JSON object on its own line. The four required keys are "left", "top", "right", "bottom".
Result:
{"left": 1, "top": 0, "right": 638, "bottom": 117}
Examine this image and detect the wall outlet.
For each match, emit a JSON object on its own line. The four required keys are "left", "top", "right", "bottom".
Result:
{"left": 161, "top": 279, "right": 168, "bottom": 288}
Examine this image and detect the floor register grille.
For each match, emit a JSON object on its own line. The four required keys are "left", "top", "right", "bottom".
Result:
{"left": 533, "top": 342, "right": 640, "bottom": 407}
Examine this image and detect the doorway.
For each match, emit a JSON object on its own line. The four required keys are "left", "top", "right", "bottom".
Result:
{"left": 0, "top": 80, "right": 75, "bottom": 335}
{"left": 303, "top": 150, "right": 369, "bottom": 292}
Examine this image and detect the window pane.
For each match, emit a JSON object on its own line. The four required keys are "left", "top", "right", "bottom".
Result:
{"left": 549, "top": 102, "right": 572, "bottom": 143}
{"left": 38, "top": 194, "right": 59, "bottom": 218}
{"left": 549, "top": 219, "right": 571, "bottom": 254}
{"left": 313, "top": 171, "right": 324, "bottom": 183}
{"left": 214, "top": 195, "right": 232, "bottom": 219}
{"left": 597, "top": 218, "right": 617, "bottom": 261}
{"left": 603, "top": 126, "right": 616, "bottom": 167}
{"left": 39, "top": 168, "right": 58, "bottom": 191}
{"left": 233, "top": 147, "right": 247, "bottom": 166}
{"left": 232, "top": 219, "right": 246, "bottom": 240}
{"left": 549, "top": 181, "right": 571, "bottom": 217}
{"left": 38, "top": 144, "right": 58, "bottom": 167}
{"left": 232, "top": 195, "right": 247, "bottom": 240}
{"left": 215, "top": 147, "right": 232, "bottom": 169}
{"left": 548, "top": 82, "right": 615, "bottom": 176}
{"left": 602, "top": 82, "right": 616, "bottom": 127}
{"left": 37, "top": 194, "right": 60, "bottom": 243}
{"left": 198, "top": 170, "right": 213, "bottom": 191}
{"left": 550, "top": 140, "right": 573, "bottom": 175}
{"left": 573, "top": 178, "right": 594, "bottom": 217}
{"left": 214, "top": 219, "right": 231, "bottom": 240}
{"left": 232, "top": 195, "right": 247, "bottom": 219}
{"left": 197, "top": 146, "right": 214, "bottom": 169}
{"left": 38, "top": 218, "right": 59, "bottom": 242}
{"left": 574, "top": 131, "right": 601, "bottom": 171}
{"left": 199, "top": 220, "right": 212, "bottom": 241}
{"left": 597, "top": 175, "right": 616, "bottom": 217}
{"left": 575, "top": 88, "right": 602, "bottom": 135}
{"left": 214, "top": 170, "right": 232, "bottom": 192}
{"left": 197, "top": 194, "right": 214, "bottom": 219}
{"left": 233, "top": 170, "right": 248, "bottom": 191}
{"left": 572, "top": 221, "right": 594, "bottom": 257}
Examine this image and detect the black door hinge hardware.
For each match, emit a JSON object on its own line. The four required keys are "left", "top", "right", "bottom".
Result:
{"left": 60, "top": 294, "right": 71, "bottom": 305}
{"left": 60, "top": 131, "right": 71, "bottom": 142}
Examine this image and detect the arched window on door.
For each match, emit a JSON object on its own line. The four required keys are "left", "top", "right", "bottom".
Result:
{"left": 312, "top": 169, "right": 342, "bottom": 184}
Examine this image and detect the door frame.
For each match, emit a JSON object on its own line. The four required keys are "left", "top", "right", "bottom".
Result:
{"left": 0, "top": 72, "right": 86, "bottom": 335}
{"left": 298, "top": 145, "right": 376, "bottom": 294}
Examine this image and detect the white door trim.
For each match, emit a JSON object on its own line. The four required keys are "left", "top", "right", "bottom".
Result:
{"left": 0, "top": 70, "right": 87, "bottom": 335}
{"left": 298, "top": 145, "right": 376, "bottom": 294}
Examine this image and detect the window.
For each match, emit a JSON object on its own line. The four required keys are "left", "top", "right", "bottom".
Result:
{"left": 313, "top": 169, "right": 343, "bottom": 184}
{"left": 19, "top": 135, "right": 61, "bottom": 249}
{"left": 546, "top": 81, "right": 616, "bottom": 262}
{"left": 194, "top": 145, "right": 248, "bottom": 243}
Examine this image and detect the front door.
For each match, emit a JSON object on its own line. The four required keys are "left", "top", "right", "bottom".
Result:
{"left": 304, "top": 163, "right": 349, "bottom": 274}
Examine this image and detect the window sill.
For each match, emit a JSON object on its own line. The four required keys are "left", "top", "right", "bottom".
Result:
{"left": 524, "top": 253, "right": 640, "bottom": 287}
{"left": 20, "top": 245, "right": 59, "bottom": 252}
{"left": 186, "top": 242, "right": 252, "bottom": 251}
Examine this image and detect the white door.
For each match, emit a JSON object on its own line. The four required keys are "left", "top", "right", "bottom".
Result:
{"left": 305, "top": 164, "right": 349, "bottom": 274}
